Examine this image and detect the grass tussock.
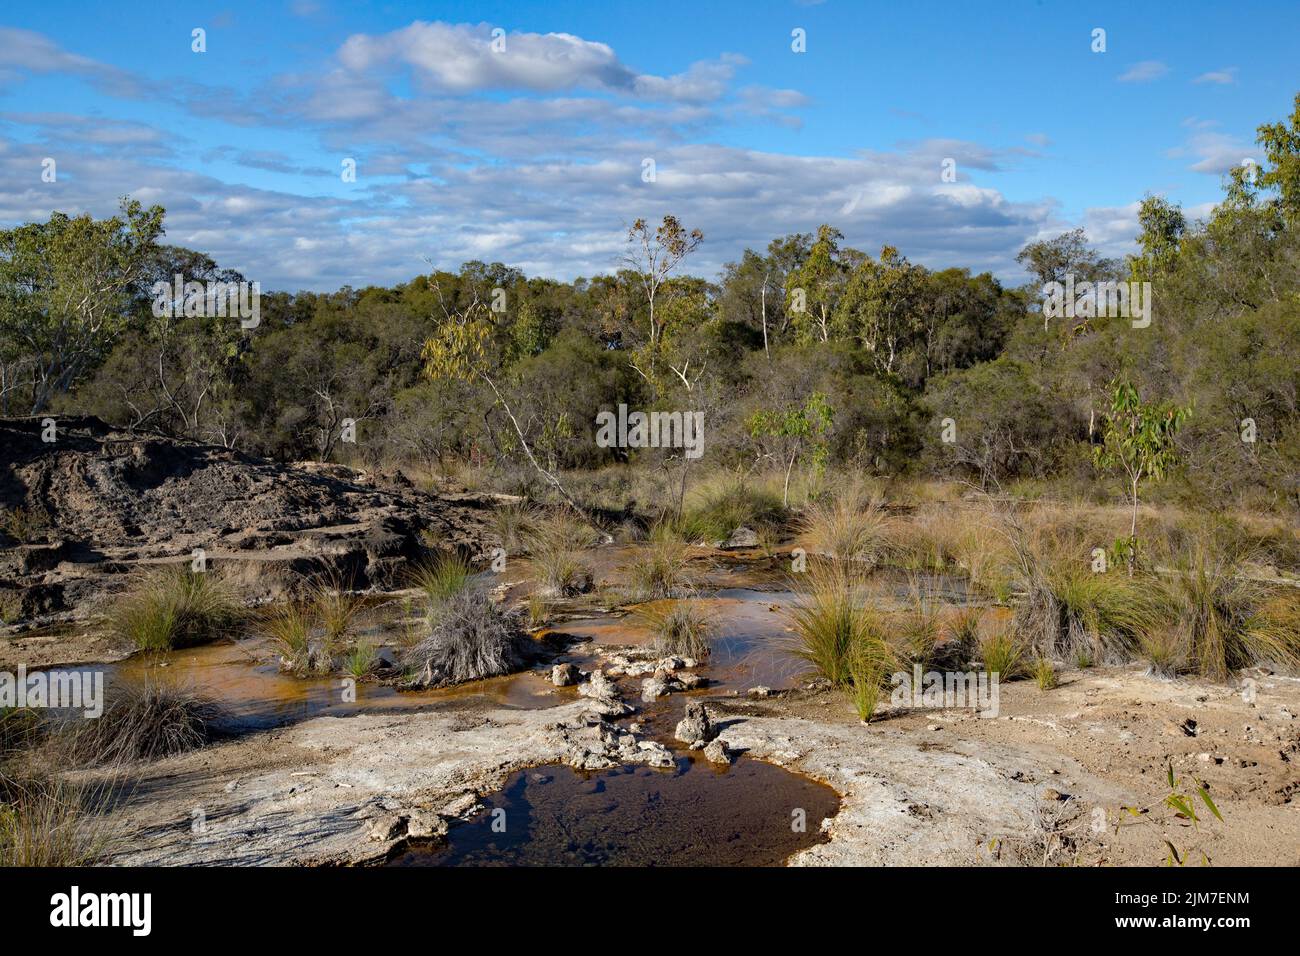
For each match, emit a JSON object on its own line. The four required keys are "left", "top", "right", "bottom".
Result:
{"left": 626, "top": 525, "right": 692, "bottom": 599}
{"left": 110, "top": 565, "right": 243, "bottom": 652}
{"left": 799, "top": 484, "right": 891, "bottom": 566}
{"left": 1154, "top": 538, "right": 1300, "bottom": 679}
{"left": 0, "top": 774, "right": 119, "bottom": 866}
{"left": 409, "top": 553, "right": 473, "bottom": 605}
{"left": 66, "top": 677, "right": 222, "bottom": 764}
{"left": 676, "top": 475, "right": 787, "bottom": 543}
{"left": 403, "top": 587, "right": 523, "bottom": 687}
{"left": 978, "top": 627, "right": 1026, "bottom": 680}
{"left": 343, "top": 640, "right": 378, "bottom": 679}
{"left": 785, "top": 563, "right": 893, "bottom": 687}
{"left": 525, "top": 511, "right": 597, "bottom": 597}
{"left": 635, "top": 600, "right": 715, "bottom": 659}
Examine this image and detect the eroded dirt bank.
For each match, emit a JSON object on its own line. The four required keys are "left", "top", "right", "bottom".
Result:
{"left": 100, "top": 663, "right": 1299, "bottom": 866}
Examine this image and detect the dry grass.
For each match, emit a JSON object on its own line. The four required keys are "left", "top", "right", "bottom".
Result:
{"left": 0, "top": 773, "right": 120, "bottom": 866}
{"left": 402, "top": 587, "right": 523, "bottom": 687}
{"left": 634, "top": 600, "right": 715, "bottom": 659}
{"left": 66, "top": 677, "right": 222, "bottom": 764}
{"left": 799, "top": 483, "right": 891, "bottom": 566}
{"left": 626, "top": 525, "right": 692, "bottom": 599}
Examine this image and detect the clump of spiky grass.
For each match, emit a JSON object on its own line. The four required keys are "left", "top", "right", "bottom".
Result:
{"left": 409, "top": 553, "right": 473, "bottom": 606}
{"left": 526, "top": 520, "right": 593, "bottom": 598}
{"left": 635, "top": 600, "right": 715, "bottom": 659}
{"left": 1032, "top": 656, "right": 1059, "bottom": 690}
{"left": 66, "top": 678, "right": 222, "bottom": 764}
{"left": 785, "top": 563, "right": 889, "bottom": 686}
{"left": 493, "top": 502, "right": 539, "bottom": 553}
{"left": 800, "top": 486, "right": 891, "bottom": 566}
{"left": 626, "top": 525, "right": 692, "bottom": 600}
{"left": 110, "top": 565, "right": 242, "bottom": 652}
{"left": 526, "top": 592, "right": 550, "bottom": 629}
{"left": 264, "top": 601, "right": 315, "bottom": 673}
{"left": 847, "top": 635, "right": 894, "bottom": 723}
{"left": 676, "top": 475, "right": 787, "bottom": 543}
{"left": 308, "top": 579, "right": 361, "bottom": 643}
{"left": 0, "top": 707, "right": 42, "bottom": 756}
{"left": 528, "top": 509, "right": 602, "bottom": 553}
{"left": 888, "top": 577, "right": 943, "bottom": 669}
{"left": 978, "top": 627, "right": 1026, "bottom": 680}
{"left": 402, "top": 587, "right": 523, "bottom": 688}
{"left": 1013, "top": 551, "right": 1162, "bottom": 663}
{"left": 343, "top": 640, "right": 378, "bottom": 679}
{"left": 936, "top": 606, "right": 983, "bottom": 670}
{"left": 1138, "top": 625, "right": 1186, "bottom": 679}
{"left": 0, "top": 773, "right": 119, "bottom": 866}
{"left": 1155, "top": 539, "right": 1300, "bottom": 680}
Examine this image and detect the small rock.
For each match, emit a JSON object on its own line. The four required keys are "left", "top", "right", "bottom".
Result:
{"left": 1041, "top": 788, "right": 1069, "bottom": 802}
{"left": 641, "top": 677, "right": 670, "bottom": 702}
{"left": 675, "top": 700, "right": 715, "bottom": 745}
{"left": 748, "top": 685, "right": 772, "bottom": 698}
{"left": 703, "top": 738, "right": 733, "bottom": 765}
{"left": 551, "top": 663, "right": 581, "bottom": 687}
{"left": 578, "top": 669, "right": 621, "bottom": 701}
{"left": 368, "top": 812, "right": 407, "bottom": 842}
{"left": 723, "top": 526, "right": 759, "bottom": 549}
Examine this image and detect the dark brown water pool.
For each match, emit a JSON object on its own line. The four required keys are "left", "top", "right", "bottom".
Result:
{"left": 387, "top": 754, "right": 840, "bottom": 867}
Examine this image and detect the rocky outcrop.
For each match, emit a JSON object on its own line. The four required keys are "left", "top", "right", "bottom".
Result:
{"left": 0, "top": 416, "right": 500, "bottom": 623}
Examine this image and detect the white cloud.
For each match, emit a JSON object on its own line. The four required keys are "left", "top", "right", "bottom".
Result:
{"left": 1194, "top": 67, "right": 1237, "bottom": 85}
{"left": 1118, "top": 60, "right": 1170, "bottom": 83}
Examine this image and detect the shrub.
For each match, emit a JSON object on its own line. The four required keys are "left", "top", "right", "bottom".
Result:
{"left": 403, "top": 587, "right": 523, "bottom": 687}
{"left": 66, "top": 678, "right": 221, "bottom": 764}
{"left": 110, "top": 566, "right": 242, "bottom": 652}
{"left": 635, "top": 600, "right": 714, "bottom": 659}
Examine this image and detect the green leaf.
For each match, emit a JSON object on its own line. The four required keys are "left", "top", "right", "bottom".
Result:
{"left": 1198, "top": 785, "right": 1223, "bottom": 822}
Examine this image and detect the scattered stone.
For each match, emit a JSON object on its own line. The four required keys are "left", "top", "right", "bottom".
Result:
{"left": 406, "top": 811, "right": 448, "bottom": 840}
{"left": 1041, "top": 788, "right": 1069, "bottom": 802}
{"left": 641, "top": 677, "right": 670, "bottom": 702}
{"left": 677, "top": 672, "right": 706, "bottom": 690}
{"left": 578, "top": 669, "right": 621, "bottom": 701}
{"left": 748, "top": 685, "right": 772, "bottom": 698}
{"left": 368, "top": 812, "right": 407, "bottom": 842}
{"left": 703, "top": 738, "right": 733, "bottom": 765}
{"left": 551, "top": 663, "right": 581, "bottom": 687}
{"left": 675, "top": 701, "right": 715, "bottom": 745}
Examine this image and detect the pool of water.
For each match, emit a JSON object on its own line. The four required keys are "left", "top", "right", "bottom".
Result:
{"left": 388, "top": 754, "right": 840, "bottom": 867}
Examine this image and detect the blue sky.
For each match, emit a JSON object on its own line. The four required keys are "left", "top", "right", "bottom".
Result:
{"left": 1, "top": 0, "right": 1296, "bottom": 290}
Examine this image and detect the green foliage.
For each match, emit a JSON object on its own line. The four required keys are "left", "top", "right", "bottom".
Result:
{"left": 111, "top": 566, "right": 242, "bottom": 652}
